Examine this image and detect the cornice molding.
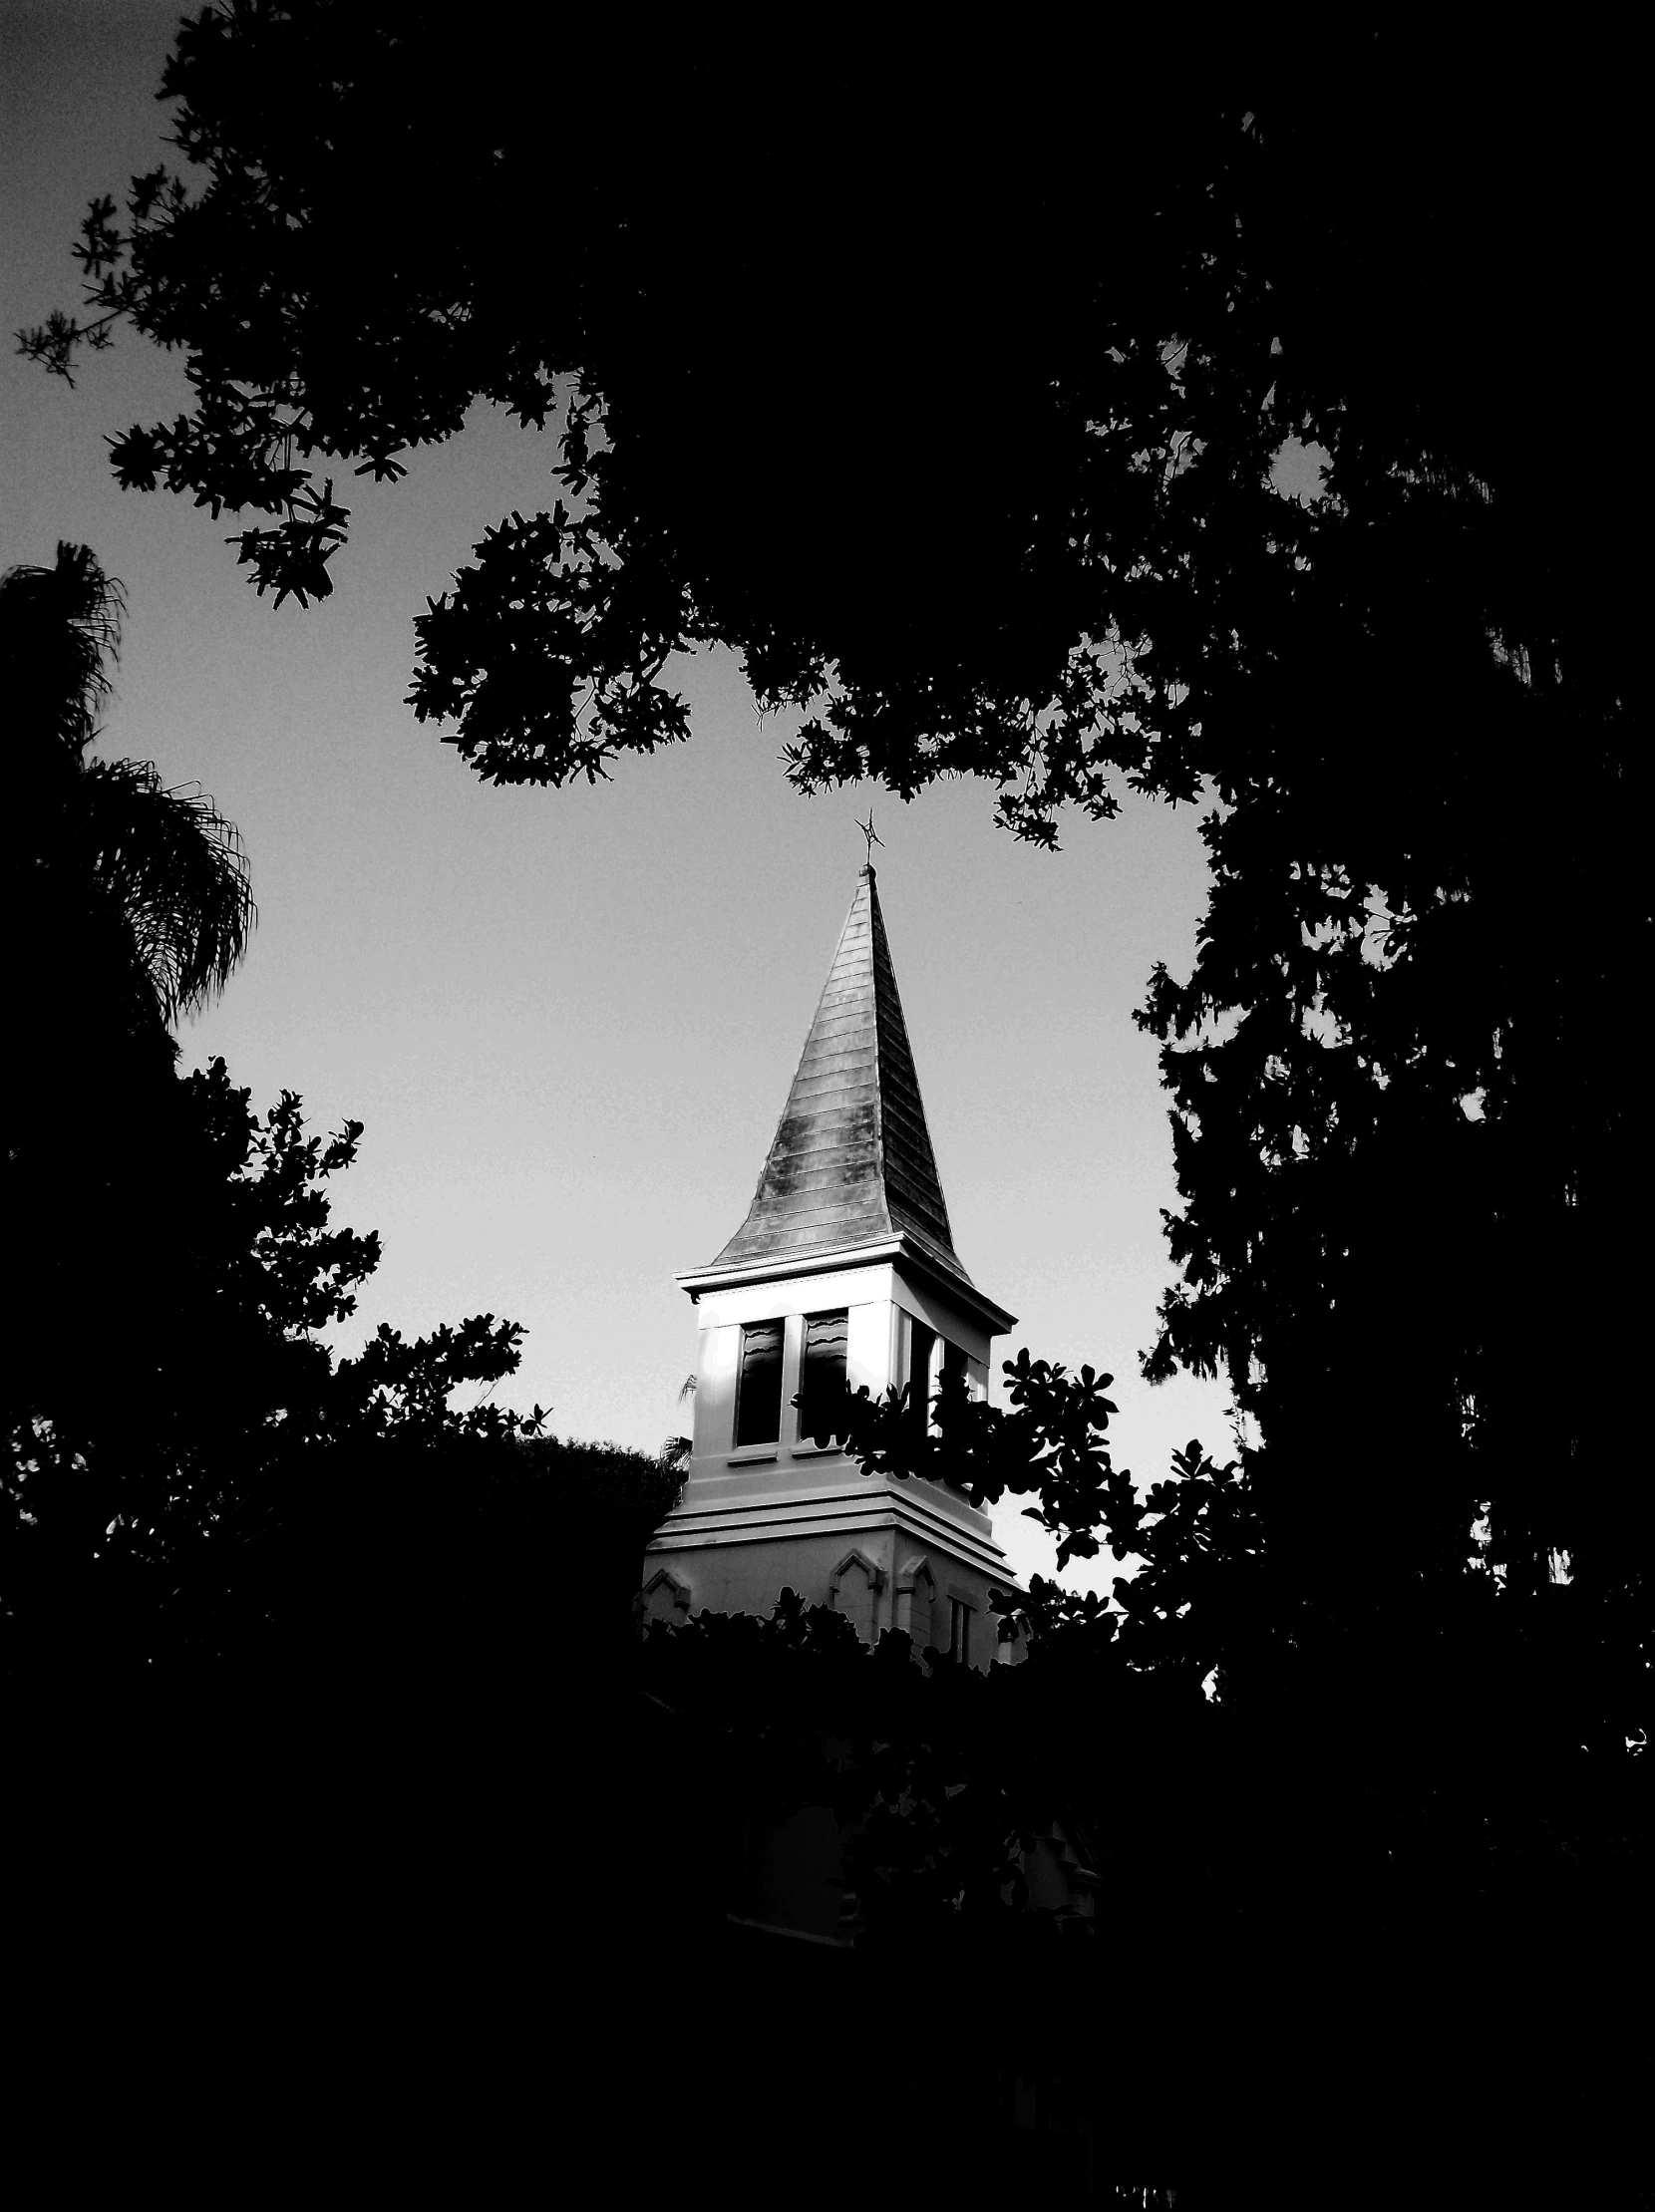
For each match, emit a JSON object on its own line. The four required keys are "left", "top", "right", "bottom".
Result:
{"left": 677, "top": 1234, "right": 1017, "bottom": 1337}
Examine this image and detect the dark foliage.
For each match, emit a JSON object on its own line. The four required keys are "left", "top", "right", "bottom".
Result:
{"left": 5, "top": 543, "right": 253, "bottom": 1023}
{"left": 3, "top": 538, "right": 674, "bottom": 1698}
{"left": 636, "top": 1385, "right": 1650, "bottom": 2202}
{"left": 19, "top": 13, "right": 1645, "bottom": 1609}
{"left": 4, "top": 1053, "right": 682, "bottom": 1694}
{"left": 13, "top": 21, "right": 1651, "bottom": 2194}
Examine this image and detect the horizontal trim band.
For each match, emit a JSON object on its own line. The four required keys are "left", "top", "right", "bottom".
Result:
{"left": 679, "top": 1237, "right": 1017, "bottom": 1335}
{"left": 645, "top": 1509, "right": 1015, "bottom": 1582}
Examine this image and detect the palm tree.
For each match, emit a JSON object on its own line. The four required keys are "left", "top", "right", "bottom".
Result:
{"left": 5, "top": 543, "right": 257, "bottom": 1523}
{"left": 5, "top": 541, "right": 252, "bottom": 1052}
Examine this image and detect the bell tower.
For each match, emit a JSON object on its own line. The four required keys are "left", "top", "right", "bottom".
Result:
{"left": 641, "top": 863, "right": 1020, "bottom": 1667}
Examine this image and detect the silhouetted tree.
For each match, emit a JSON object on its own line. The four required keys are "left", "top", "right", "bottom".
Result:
{"left": 635, "top": 1361, "right": 1648, "bottom": 2204}
{"left": 19, "top": 16, "right": 1644, "bottom": 1615}
{"left": 5, "top": 541, "right": 259, "bottom": 1615}
{"left": 2, "top": 548, "right": 681, "bottom": 1701}
{"left": 6, "top": 541, "right": 251, "bottom": 1044}
{"left": 16, "top": 27, "right": 1650, "bottom": 2191}
{"left": 2, "top": 1055, "right": 525, "bottom": 1683}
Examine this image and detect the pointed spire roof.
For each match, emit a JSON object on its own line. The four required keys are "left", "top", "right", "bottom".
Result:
{"left": 710, "top": 865, "right": 972, "bottom": 1285}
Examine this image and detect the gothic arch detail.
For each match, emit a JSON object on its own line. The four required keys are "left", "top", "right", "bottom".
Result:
{"left": 637, "top": 1565, "right": 693, "bottom": 1628}
{"left": 828, "top": 1549, "right": 886, "bottom": 1643}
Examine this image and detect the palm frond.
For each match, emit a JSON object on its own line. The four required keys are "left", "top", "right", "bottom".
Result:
{"left": 1, "top": 541, "right": 125, "bottom": 763}
{"left": 80, "top": 763, "right": 255, "bottom": 1022}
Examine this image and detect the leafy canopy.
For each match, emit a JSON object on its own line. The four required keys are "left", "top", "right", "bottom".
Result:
{"left": 27, "top": 15, "right": 1633, "bottom": 827}
{"left": 18, "top": 14, "right": 1647, "bottom": 1609}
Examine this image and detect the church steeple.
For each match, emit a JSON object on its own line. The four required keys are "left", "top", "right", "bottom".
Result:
{"left": 711, "top": 864, "right": 970, "bottom": 1287}
{"left": 644, "top": 862, "right": 1019, "bottom": 1671}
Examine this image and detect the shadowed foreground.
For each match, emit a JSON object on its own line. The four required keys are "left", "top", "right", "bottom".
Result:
{"left": 9, "top": 1627, "right": 1644, "bottom": 2211}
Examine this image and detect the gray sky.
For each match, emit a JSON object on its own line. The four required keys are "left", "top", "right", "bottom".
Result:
{"left": 3, "top": 1, "right": 1241, "bottom": 1590}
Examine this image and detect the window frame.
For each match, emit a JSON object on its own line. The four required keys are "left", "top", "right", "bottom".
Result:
{"left": 732, "top": 1316, "right": 786, "bottom": 1451}
{"left": 797, "top": 1307, "right": 849, "bottom": 1449}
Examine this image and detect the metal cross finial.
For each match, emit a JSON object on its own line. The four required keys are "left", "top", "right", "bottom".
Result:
{"left": 856, "top": 807, "right": 884, "bottom": 865}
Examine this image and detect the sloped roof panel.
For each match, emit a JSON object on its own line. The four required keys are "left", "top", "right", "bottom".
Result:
{"left": 710, "top": 866, "right": 972, "bottom": 1285}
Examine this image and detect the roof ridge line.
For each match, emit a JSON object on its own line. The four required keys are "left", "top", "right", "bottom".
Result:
{"left": 864, "top": 865, "right": 893, "bottom": 1243}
